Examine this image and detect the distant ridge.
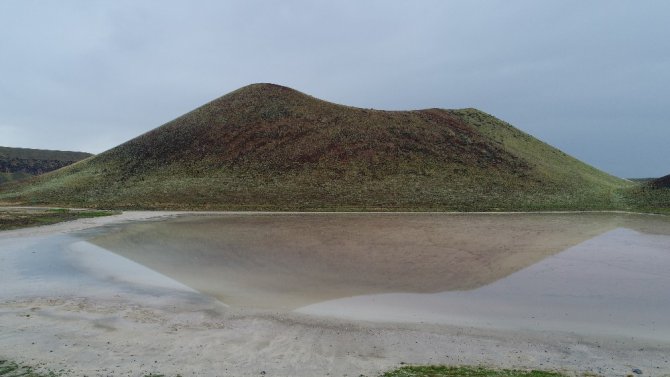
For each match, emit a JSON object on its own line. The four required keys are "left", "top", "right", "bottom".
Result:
{"left": 0, "top": 146, "right": 91, "bottom": 185}
{"left": 650, "top": 174, "right": 670, "bottom": 189}
{"left": 0, "top": 83, "right": 631, "bottom": 210}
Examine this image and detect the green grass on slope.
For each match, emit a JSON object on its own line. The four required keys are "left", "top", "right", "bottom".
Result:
{"left": 451, "top": 109, "right": 670, "bottom": 213}
{"left": 0, "top": 161, "right": 633, "bottom": 211}
{"left": 380, "top": 365, "right": 569, "bottom": 377}
{"left": 620, "top": 186, "right": 670, "bottom": 215}
{"left": 451, "top": 110, "right": 628, "bottom": 191}
{"left": 0, "top": 172, "right": 32, "bottom": 185}
{"left": 0, "top": 208, "right": 117, "bottom": 231}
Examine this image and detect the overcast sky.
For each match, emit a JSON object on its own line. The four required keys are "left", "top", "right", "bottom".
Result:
{"left": 1, "top": 1, "right": 668, "bottom": 178}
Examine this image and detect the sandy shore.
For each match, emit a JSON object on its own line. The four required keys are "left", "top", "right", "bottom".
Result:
{"left": 1, "top": 211, "right": 670, "bottom": 376}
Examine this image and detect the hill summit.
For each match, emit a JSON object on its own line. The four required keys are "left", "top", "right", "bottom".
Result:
{"left": 0, "top": 83, "right": 628, "bottom": 210}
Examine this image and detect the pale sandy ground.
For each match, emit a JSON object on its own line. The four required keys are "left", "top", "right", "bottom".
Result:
{"left": 1, "top": 211, "right": 670, "bottom": 377}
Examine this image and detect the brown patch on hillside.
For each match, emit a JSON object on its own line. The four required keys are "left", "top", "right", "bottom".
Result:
{"left": 97, "top": 83, "right": 529, "bottom": 176}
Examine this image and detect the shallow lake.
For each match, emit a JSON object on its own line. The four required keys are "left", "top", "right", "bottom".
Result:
{"left": 3, "top": 212, "right": 670, "bottom": 342}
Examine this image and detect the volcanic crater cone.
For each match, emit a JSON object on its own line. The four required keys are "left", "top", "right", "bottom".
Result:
{"left": 0, "top": 83, "right": 625, "bottom": 210}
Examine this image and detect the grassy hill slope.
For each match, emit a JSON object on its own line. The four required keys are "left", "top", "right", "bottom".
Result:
{"left": 0, "top": 146, "right": 92, "bottom": 185}
{"left": 619, "top": 173, "right": 670, "bottom": 214}
{"left": 0, "top": 84, "right": 634, "bottom": 211}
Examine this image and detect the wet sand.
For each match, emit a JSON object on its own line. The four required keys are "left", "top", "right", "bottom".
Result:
{"left": 2, "top": 211, "right": 670, "bottom": 376}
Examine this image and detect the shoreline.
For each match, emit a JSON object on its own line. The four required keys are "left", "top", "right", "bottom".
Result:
{"left": 1, "top": 207, "right": 667, "bottom": 237}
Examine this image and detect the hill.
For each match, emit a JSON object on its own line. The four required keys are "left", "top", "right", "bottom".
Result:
{"left": 0, "top": 83, "right": 632, "bottom": 211}
{"left": 650, "top": 174, "right": 670, "bottom": 189}
{"left": 0, "top": 146, "right": 92, "bottom": 185}
{"left": 618, "top": 173, "right": 670, "bottom": 215}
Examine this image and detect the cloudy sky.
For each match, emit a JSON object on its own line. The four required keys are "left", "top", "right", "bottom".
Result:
{"left": 1, "top": 1, "right": 668, "bottom": 178}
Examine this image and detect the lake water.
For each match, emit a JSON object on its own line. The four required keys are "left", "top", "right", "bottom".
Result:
{"left": 3, "top": 212, "right": 670, "bottom": 342}
{"left": 298, "top": 227, "right": 670, "bottom": 341}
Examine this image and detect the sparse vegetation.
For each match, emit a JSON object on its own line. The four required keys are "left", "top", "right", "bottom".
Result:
{"left": 0, "top": 359, "right": 180, "bottom": 377}
{"left": 380, "top": 365, "right": 569, "bottom": 377}
{"left": 0, "top": 360, "right": 580, "bottom": 377}
{"left": 0, "top": 360, "right": 60, "bottom": 377}
{"left": 0, "top": 208, "right": 117, "bottom": 230}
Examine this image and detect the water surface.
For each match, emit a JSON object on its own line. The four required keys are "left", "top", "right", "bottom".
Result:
{"left": 298, "top": 227, "right": 670, "bottom": 341}
{"left": 4, "top": 212, "right": 670, "bottom": 377}
{"left": 90, "top": 213, "right": 623, "bottom": 309}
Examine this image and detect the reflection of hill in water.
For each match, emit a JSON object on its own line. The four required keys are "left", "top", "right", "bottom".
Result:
{"left": 90, "top": 213, "right": 670, "bottom": 310}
